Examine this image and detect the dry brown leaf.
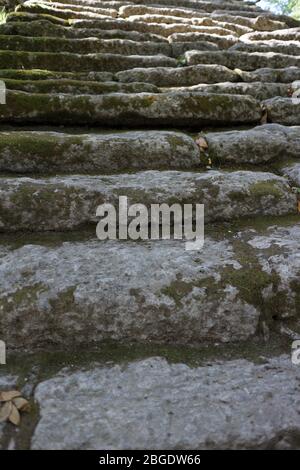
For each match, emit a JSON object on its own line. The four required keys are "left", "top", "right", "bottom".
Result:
{"left": 0, "top": 390, "right": 21, "bottom": 402}
{"left": 13, "top": 397, "right": 30, "bottom": 412}
{"left": 0, "top": 401, "right": 13, "bottom": 423}
{"left": 260, "top": 106, "right": 268, "bottom": 125}
{"left": 196, "top": 137, "right": 208, "bottom": 150}
{"left": 8, "top": 404, "right": 21, "bottom": 426}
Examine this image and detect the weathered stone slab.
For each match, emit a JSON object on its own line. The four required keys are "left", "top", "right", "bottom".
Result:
{"left": 168, "top": 32, "right": 237, "bottom": 49}
{"left": 263, "top": 97, "right": 300, "bottom": 126}
{"left": 232, "top": 41, "right": 300, "bottom": 56}
{"left": 117, "top": 65, "right": 239, "bottom": 86}
{"left": 32, "top": 356, "right": 300, "bottom": 449}
{"left": 241, "top": 27, "right": 300, "bottom": 43}
{"left": 0, "top": 130, "right": 199, "bottom": 173}
{"left": 237, "top": 66, "right": 300, "bottom": 84}
{"left": 2, "top": 79, "right": 159, "bottom": 95}
{"left": 0, "top": 35, "right": 172, "bottom": 56}
{"left": 0, "top": 171, "right": 295, "bottom": 231}
{"left": 210, "top": 13, "right": 287, "bottom": 31}
{"left": 1, "top": 221, "right": 300, "bottom": 350}
{"left": 164, "top": 82, "right": 290, "bottom": 100}
{"left": 185, "top": 50, "right": 300, "bottom": 71}
{"left": 0, "top": 20, "right": 167, "bottom": 42}
{"left": 279, "top": 162, "right": 300, "bottom": 187}
{"left": 0, "top": 91, "right": 262, "bottom": 127}
{"left": 17, "top": 2, "right": 118, "bottom": 20}
{"left": 0, "top": 69, "right": 114, "bottom": 82}
{"left": 202, "top": 124, "right": 300, "bottom": 164}
{"left": 0, "top": 51, "right": 176, "bottom": 73}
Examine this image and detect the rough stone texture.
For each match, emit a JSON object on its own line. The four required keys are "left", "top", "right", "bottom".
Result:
{"left": 0, "top": 171, "right": 295, "bottom": 231}
{"left": 32, "top": 356, "right": 300, "bottom": 449}
{"left": 263, "top": 98, "right": 300, "bottom": 126}
{"left": 2, "top": 79, "right": 159, "bottom": 94}
{"left": 237, "top": 66, "right": 300, "bottom": 83}
{"left": 0, "top": 50, "right": 177, "bottom": 72}
{"left": 1, "top": 0, "right": 300, "bottom": 450}
{"left": 1, "top": 222, "right": 300, "bottom": 350}
{"left": 279, "top": 163, "right": 300, "bottom": 187}
{"left": 0, "top": 130, "right": 199, "bottom": 173}
{"left": 164, "top": 82, "right": 290, "bottom": 100}
{"left": 0, "top": 91, "right": 262, "bottom": 127}
{"left": 203, "top": 124, "right": 300, "bottom": 164}
{"left": 185, "top": 50, "right": 300, "bottom": 71}
{"left": 116, "top": 64, "right": 239, "bottom": 86}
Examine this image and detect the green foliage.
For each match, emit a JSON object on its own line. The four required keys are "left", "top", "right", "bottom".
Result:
{"left": 262, "top": 0, "right": 300, "bottom": 17}
{"left": 0, "top": 7, "right": 7, "bottom": 25}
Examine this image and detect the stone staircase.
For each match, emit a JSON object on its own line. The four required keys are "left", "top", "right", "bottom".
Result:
{"left": 0, "top": 0, "right": 300, "bottom": 450}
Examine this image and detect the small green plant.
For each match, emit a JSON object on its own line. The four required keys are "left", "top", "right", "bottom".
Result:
{"left": 0, "top": 7, "right": 7, "bottom": 25}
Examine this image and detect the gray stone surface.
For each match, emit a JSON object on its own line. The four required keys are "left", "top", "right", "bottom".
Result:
{"left": 116, "top": 64, "right": 239, "bottom": 86}
{"left": 0, "top": 130, "right": 199, "bottom": 173}
{"left": 0, "top": 171, "right": 295, "bottom": 231}
{"left": 185, "top": 50, "right": 300, "bottom": 71}
{"left": 32, "top": 356, "right": 300, "bottom": 449}
{"left": 279, "top": 162, "right": 300, "bottom": 187}
{"left": 1, "top": 223, "right": 300, "bottom": 349}
{"left": 0, "top": 50, "right": 176, "bottom": 73}
{"left": 164, "top": 82, "right": 289, "bottom": 100}
{"left": 203, "top": 124, "right": 300, "bottom": 164}
{"left": 0, "top": 91, "right": 262, "bottom": 127}
{"left": 264, "top": 97, "right": 300, "bottom": 126}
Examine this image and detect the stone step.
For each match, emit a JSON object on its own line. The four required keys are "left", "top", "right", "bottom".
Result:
{"left": 200, "top": 124, "right": 300, "bottom": 165}
{"left": 0, "top": 34, "right": 218, "bottom": 56}
{"left": 126, "top": 15, "right": 252, "bottom": 37}
{"left": 279, "top": 162, "right": 300, "bottom": 187}
{"left": 232, "top": 41, "right": 300, "bottom": 57}
{"left": 30, "top": 356, "right": 300, "bottom": 449}
{"left": 0, "top": 20, "right": 167, "bottom": 42}
{"left": 185, "top": 50, "right": 300, "bottom": 71}
{"left": 237, "top": 66, "right": 300, "bottom": 84}
{"left": 0, "top": 91, "right": 262, "bottom": 127}
{"left": 241, "top": 27, "right": 300, "bottom": 43}
{"left": 17, "top": 3, "right": 119, "bottom": 20}
{"left": 0, "top": 130, "right": 199, "bottom": 173}
{"left": 116, "top": 0, "right": 262, "bottom": 14}
{"left": 0, "top": 69, "right": 114, "bottom": 81}
{"left": 0, "top": 50, "right": 176, "bottom": 72}
{"left": 209, "top": 13, "right": 287, "bottom": 31}
{"left": 0, "top": 171, "right": 295, "bottom": 232}
{"left": 71, "top": 19, "right": 240, "bottom": 39}
{"left": 168, "top": 32, "right": 237, "bottom": 49}
{"left": 263, "top": 97, "right": 300, "bottom": 126}
{"left": 0, "top": 35, "right": 173, "bottom": 56}
{"left": 0, "top": 220, "right": 299, "bottom": 349}
{"left": 163, "top": 82, "right": 290, "bottom": 100}
{"left": 7, "top": 12, "right": 71, "bottom": 26}
{"left": 21, "top": 0, "right": 120, "bottom": 16}
{"left": 2, "top": 78, "right": 160, "bottom": 94}
{"left": 116, "top": 64, "right": 239, "bottom": 86}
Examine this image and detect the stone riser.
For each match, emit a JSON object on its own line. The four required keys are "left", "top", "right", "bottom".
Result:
{"left": 0, "top": 223, "right": 299, "bottom": 350}
{"left": 0, "top": 171, "right": 296, "bottom": 232}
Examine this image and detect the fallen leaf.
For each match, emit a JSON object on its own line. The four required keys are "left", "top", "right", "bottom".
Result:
{"left": 196, "top": 137, "right": 208, "bottom": 150}
{"left": 260, "top": 106, "right": 268, "bottom": 124}
{"left": 0, "top": 401, "right": 12, "bottom": 423}
{"left": 13, "top": 397, "right": 30, "bottom": 412}
{"left": 8, "top": 404, "right": 21, "bottom": 426}
{"left": 0, "top": 390, "right": 21, "bottom": 402}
